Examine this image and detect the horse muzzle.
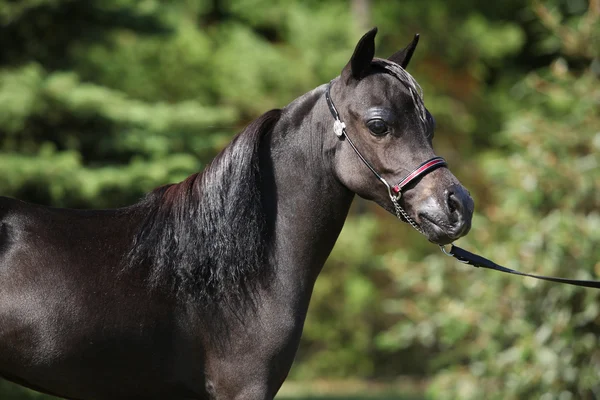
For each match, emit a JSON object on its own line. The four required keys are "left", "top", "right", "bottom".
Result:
{"left": 415, "top": 184, "right": 474, "bottom": 245}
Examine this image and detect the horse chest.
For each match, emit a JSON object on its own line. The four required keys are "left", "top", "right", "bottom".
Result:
{"left": 184, "top": 297, "right": 308, "bottom": 399}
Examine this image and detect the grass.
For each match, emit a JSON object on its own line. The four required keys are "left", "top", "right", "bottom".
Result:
{"left": 281, "top": 397, "right": 421, "bottom": 400}
{"left": 280, "top": 395, "right": 423, "bottom": 400}
{"left": 277, "top": 379, "right": 426, "bottom": 400}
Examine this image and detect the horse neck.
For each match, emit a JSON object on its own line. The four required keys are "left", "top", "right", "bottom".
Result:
{"left": 262, "top": 85, "right": 354, "bottom": 299}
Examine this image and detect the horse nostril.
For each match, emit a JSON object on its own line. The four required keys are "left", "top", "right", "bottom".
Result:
{"left": 444, "top": 186, "right": 474, "bottom": 239}
{"left": 446, "top": 192, "right": 462, "bottom": 216}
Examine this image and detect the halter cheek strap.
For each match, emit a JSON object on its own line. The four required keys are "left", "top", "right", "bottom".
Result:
{"left": 325, "top": 82, "right": 395, "bottom": 198}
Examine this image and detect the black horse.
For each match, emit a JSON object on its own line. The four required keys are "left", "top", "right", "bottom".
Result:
{"left": 0, "top": 29, "right": 473, "bottom": 400}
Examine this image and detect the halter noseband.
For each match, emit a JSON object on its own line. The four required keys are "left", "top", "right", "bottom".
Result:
{"left": 325, "top": 80, "right": 446, "bottom": 233}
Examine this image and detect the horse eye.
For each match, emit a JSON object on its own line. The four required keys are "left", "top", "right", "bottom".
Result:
{"left": 426, "top": 112, "right": 436, "bottom": 140}
{"left": 366, "top": 119, "right": 388, "bottom": 136}
{"left": 427, "top": 112, "right": 436, "bottom": 130}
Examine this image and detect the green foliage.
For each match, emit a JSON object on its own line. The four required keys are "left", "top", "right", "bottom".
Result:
{"left": 374, "top": 3, "right": 600, "bottom": 399}
{"left": 425, "top": 63, "right": 600, "bottom": 400}
{"left": 0, "top": 380, "right": 60, "bottom": 399}
{"left": 295, "top": 2, "right": 600, "bottom": 399}
{"left": 0, "top": 0, "right": 238, "bottom": 207}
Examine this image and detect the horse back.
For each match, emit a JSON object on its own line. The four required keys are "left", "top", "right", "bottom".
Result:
{"left": 0, "top": 196, "right": 138, "bottom": 285}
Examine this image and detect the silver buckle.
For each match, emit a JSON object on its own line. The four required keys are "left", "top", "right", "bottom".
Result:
{"left": 440, "top": 244, "right": 469, "bottom": 263}
{"left": 333, "top": 120, "right": 346, "bottom": 138}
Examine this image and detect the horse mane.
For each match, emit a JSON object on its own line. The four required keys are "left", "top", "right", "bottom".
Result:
{"left": 128, "top": 109, "right": 282, "bottom": 307}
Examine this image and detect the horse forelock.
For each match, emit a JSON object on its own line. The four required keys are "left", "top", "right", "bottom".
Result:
{"left": 371, "top": 58, "right": 426, "bottom": 123}
{"left": 127, "top": 109, "right": 282, "bottom": 308}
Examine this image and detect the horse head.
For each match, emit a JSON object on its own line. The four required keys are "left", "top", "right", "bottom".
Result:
{"left": 327, "top": 28, "right": 474, "bottom": 245}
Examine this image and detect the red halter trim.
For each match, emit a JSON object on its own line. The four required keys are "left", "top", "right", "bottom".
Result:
{"left": 393, "top": 157, "right": 447, "bottom": 194}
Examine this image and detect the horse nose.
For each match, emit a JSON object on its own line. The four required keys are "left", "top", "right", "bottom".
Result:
{"left": 445, "top": 185, "right": 473, "bottom": 239}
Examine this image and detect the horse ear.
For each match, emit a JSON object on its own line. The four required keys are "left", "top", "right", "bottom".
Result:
{"left": 388, "top": 33, "right": 420, "bottom": 69}
{"left": 342, "top": 27, "right": 377, "bottom": 83}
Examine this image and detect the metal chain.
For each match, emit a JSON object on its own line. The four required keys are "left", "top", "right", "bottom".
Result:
{"left": 393, "top": 197, "right": 465, "bottom": 259}
{"left": 391, "top": 196, "right": 423, "bottom": 234}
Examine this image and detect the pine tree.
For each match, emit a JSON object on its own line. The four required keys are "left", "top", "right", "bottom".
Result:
{"left": 0, "top": 0, "right": 237, "bottom": 208}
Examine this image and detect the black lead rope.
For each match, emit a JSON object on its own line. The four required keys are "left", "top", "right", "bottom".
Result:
{"left": 444, "top": 245, "right": 600, "bottom": 289}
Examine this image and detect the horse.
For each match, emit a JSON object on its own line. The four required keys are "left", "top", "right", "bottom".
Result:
{"left": 0, "top": 28, "right": 473, "bottom": 400}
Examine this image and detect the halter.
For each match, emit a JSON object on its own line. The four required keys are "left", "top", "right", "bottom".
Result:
{"left": 325, "top": 80, "right": 446, "bottom": 233}
{"left": 325, "top": 79, "right": 600, "bottom": 290}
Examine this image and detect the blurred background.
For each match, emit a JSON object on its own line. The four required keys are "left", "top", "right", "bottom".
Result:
{"left": 0, "top": 0, "right": 599, "bottom": 399}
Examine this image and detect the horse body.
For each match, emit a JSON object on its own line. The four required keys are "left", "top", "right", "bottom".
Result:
{"left": 0, "top": 85, "right": 353, "bottom": 400}
{"left": 0, "top": 200, "right": 185, "bottom": 398}
{"left": 0, "top": 29, "right": 474, "bottom": 399}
